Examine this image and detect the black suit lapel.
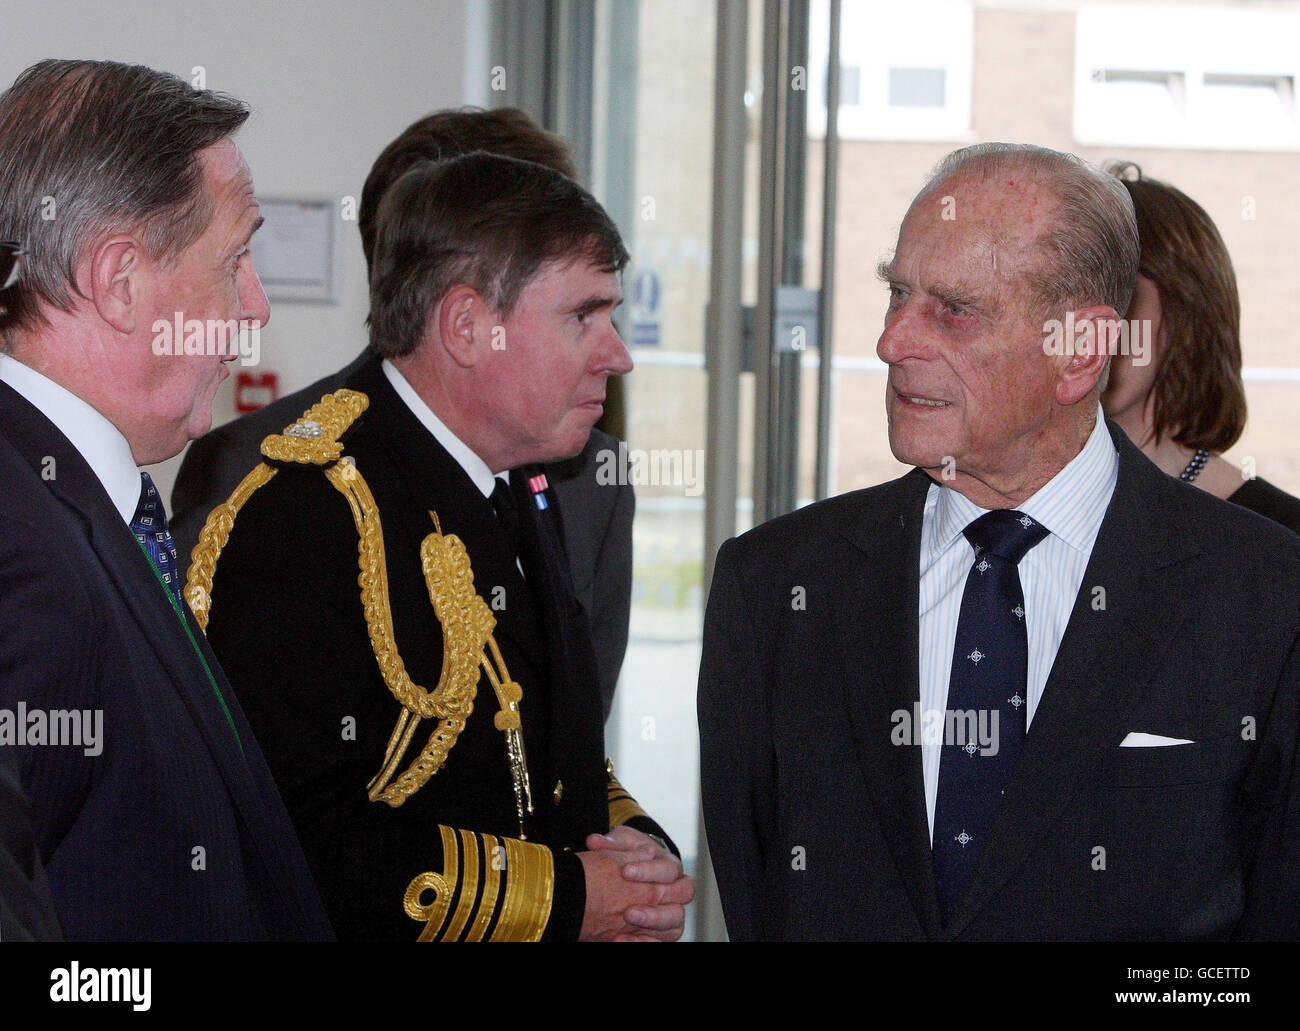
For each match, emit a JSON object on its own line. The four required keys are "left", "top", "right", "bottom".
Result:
{"left": 0, "top": 383, "right": 276, "bottom": 851}
{"left": 943, "top": 423, "right": 1203, "bottom": 938}
{"left": 833, "top": 468, "right": 945, "bottom": 939}
{"left": 511, "top": 465, "right": 607, "bottom": 840}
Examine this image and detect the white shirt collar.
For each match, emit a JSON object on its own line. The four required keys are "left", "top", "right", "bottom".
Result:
{"left": 924, "top": 405, "right": 1119, "bottom": 559}
{"left": 381, "top": 358, "right": 502, "bottom": 500}
{"left": 0, "top": 353, "right": 141, "bottom": 524}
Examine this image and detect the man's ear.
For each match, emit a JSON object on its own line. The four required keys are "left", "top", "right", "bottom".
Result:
{"left": 87, "top": 235, "right": 145, "bottom": 335}
{"left": 1055, "top": 304, "right": 1118, "bottom": 406}
{"left": 436, "top": 284, "right": 490, "bottom": 369}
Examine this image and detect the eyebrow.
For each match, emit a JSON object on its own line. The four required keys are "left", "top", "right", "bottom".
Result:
{"left": 568, "top": 293, "right": 622, "bottom": 317}
{"left": 875, "top": 260, "right": 997, "bottom": 317}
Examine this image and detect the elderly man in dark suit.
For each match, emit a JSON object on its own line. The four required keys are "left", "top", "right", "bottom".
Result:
{"left": 699, "top": 142, "right": 1300, "bottom": 941}
{"left": 172, "top": 108, "right": 633, "bottom": 721}
{"left": 0, "top": 59, "right": 331, "bottom": 940}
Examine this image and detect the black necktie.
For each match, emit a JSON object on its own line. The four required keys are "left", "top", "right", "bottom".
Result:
{"left": 932, "top": 509, "right": 1049, "bottom": 924}
{"left": 490, "top": 476, "right": 521, "bottom": 561}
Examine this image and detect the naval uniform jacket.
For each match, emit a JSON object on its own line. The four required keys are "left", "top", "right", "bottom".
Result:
{"left": 202, "top": 354, "right": 667, "bottom": 940}
{"left": 172, "top": 348, "right": 635, "bottom": 721}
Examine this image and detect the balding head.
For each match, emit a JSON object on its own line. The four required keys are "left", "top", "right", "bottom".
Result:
{"left": 876, "top": 143, "right": 1131, "bottom": 508}
{"left": 914, "top": 143, "right": 1139, "bottom": 326}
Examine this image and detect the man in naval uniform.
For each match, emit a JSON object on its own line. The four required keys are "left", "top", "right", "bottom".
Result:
{"left": 190, "top": 152, "right": 692, "bottom": 941}
{"left": 172, "top": 108, "right": 636, "bottom": 723}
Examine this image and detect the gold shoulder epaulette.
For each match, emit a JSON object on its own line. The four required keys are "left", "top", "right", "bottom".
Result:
{"left": 185, "top": 388, "right": 371, "bottom": 630}
{"left": 260, "top": 388, "right": 369, "bottom": 466}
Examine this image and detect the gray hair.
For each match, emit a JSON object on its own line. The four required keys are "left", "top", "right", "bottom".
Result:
{"left": 368, "top": 153, "right": 627, "bottom": 359}
{"left": 919, "top": 142, "right": 1140, "bottom": 321}
{"left": 0, "top": 59, "right": 250, "bottom": 345}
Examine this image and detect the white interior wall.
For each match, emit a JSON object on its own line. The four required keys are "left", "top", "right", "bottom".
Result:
{"left": 0, "top": 0, "right": 485, "bottom": 501}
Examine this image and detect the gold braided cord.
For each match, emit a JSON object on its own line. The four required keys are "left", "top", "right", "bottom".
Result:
{"left": 178, "top": 384, "right": 531, "bottom": 818}
{"left": 184, "top": 389, "right": 368, "bottom": 630}
{"left": 321, "top": 464, "right": 496, "bottom": 808}
{"left": 493, "top": 837, "right": 554, "bottom": 942}
{"left": 365, "top": 517, "right": 502, "bottom": 806}
{"left": 323, "top": 458, "right": 473, "bottom": 800}
{"left": 404, "top": 825, "right": 460, "bottom": 941}
{"left": 482, "top": 637, "right": 524, "bottom": 731}
{"left": 372, "top": 709, "right": 420, "bottom": 801}
{"left": 185, "top": 461, "right": 278, "bottom": 631}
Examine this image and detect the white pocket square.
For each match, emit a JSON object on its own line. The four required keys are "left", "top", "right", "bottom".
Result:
{"left": 1120, "top": 732, "right": 1195, "bottom": 747}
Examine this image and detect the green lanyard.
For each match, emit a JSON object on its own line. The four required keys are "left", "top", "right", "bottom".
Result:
{"left": 135, "top": 541, "right": 243, "bottom": 753}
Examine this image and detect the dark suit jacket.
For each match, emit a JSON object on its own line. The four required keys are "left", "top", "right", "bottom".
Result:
{"left": 699, "top": 421, "right": 1300, "bottom": 941}
{"left": 0, "top": 743, "right": 60, "bottom": 940}
{"left": 0, "top": 383, "right": 333, "bottom": 941}
{"left": 202, "top": 354, "right": 667, "bottom": 940}
{"left": 172, "top": 349, "right": 633, "bottom": 719}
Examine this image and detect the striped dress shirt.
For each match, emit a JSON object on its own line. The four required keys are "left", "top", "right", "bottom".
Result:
{"left": 917, "top": 409, "right": 1118, "bottom": 840}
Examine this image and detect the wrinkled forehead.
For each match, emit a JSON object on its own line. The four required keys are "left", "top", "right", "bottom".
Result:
{"left": 911, "top": 170, "right": 1056, "bottom": 242}
{"left": 198, "top": 138, "right": 254, "bottom": 194}
{"left": 895, "top": 171, "right": 1058, "bottom": 284}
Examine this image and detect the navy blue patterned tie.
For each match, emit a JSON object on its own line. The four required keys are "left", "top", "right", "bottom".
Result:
{"left": 131, "top": 471, "right": 184, "bottom": 610}
{"left": 933, "top": 509, "right": 1049, "bottom": 924}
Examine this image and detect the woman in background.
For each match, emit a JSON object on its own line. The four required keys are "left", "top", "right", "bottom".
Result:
{"left": 1103, "top": 162, "right": 1300, "bottom": 535}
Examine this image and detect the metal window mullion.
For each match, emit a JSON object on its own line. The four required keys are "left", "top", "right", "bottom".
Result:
{"left": 549, "top": 0, "right": 597, "bottom": 183}
{"left": 752, "top": 0, "right": 789, "bottom": 526}
{"left": 814, "top": 0, "right": 840, "bottom": 502}
{"left": 490, "top": 0, "right": 550, "bottom": 121}
{"left": 696, "top": 0, "right": 750, "bottom": 946}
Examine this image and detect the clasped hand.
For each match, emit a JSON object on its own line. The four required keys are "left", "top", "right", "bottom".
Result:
{"left": 577, "top": 825, "right": 695, "bottom": 941}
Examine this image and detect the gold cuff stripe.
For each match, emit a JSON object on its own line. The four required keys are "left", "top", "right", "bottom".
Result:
{"left": 607, "top": 775, "right": 650, "bottom": 827}
{"left": 465, "top": 835, "right": 504, "bottom": 943}
{"left": 404, "top": 825, "right": 461, "bottom": 941}
{"left": 441, "top": 828, "right": 479, "bottom": 942}
{"left": 492, "top": 837, "right": 554, "bottom": 942}
{"left": 404, "top": 828, "right": 552, "bottom": 941}
{"left": 609, "top": 796, "right": 650, "bottom": 828}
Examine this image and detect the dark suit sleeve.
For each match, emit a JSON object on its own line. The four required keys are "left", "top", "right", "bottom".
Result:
{"left": 0, "top": 513, "right": 99, "bottom": 941}
{"left": 591, "top": 480, "right": 634, "bottom": 721}
{"left": 0, "top": 747, "right": 61, "bottom": 940}
{"left": 203, "top": 468, "right": 585, "bottom": 941}
{"left": 697, "top": 537, "right": 776, "bottom": 942}
{"left": 1235, "top": 630, "right": 1300, "bottom": 940}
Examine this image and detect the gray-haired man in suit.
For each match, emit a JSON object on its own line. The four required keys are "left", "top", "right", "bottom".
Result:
{"left": 700, "top": 142, "right": 1300, "bottom": 941}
